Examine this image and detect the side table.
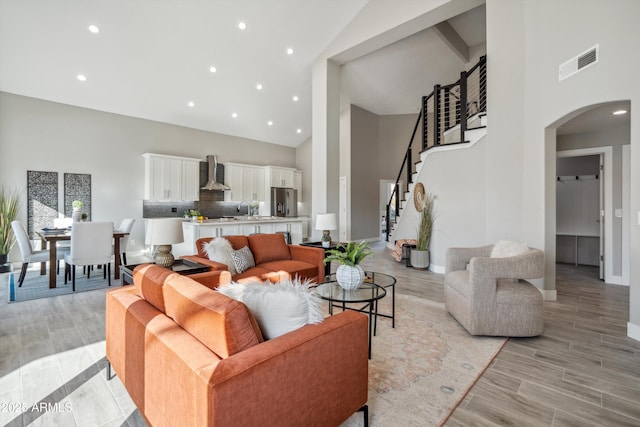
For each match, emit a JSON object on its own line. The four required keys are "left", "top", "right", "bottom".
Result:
{"left": 120, "top": 259, "right": 210, "bottom": 285}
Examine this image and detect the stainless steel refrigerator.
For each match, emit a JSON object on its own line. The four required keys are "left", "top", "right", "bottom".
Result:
{"left": 271, "top": 188, "right": 298, "bottom": 217}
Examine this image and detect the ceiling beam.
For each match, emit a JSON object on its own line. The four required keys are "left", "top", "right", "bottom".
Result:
{"left": 433, "top": 21, "right": 469, "bottom": 63}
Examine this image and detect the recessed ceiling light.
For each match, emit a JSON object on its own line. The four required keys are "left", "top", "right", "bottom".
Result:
{"left": 613, "top": 109, "right": 628, "bottom": 115}
{"left": 267, "top": 121, "right": 273, "bottom": 126}
{"left": 77, "top": 74, "right": 87, "bottom": 82}
{"left": 238, "top": 22, "right": 246, "bottom": 30}
{"left": 232, "top": 112, "right": 238, "bottom": 118}
{"left": 256, "top": 83, "right": 263, "bottom": 90}
{"left": 188, "top": 101, "right": 195, "bottom": 108}
{"left": 209, "top": 66, "right": 217, "bottom": 73}
{"left": 297, "top": 129, "right": 302, "bottom": 134}
{"left": 286, "top": 48, "right": 294, "bottom": 55}
{"left": 88, "top": 25, "right": 100, "bottom": 34}
{"left": 292, "top": 95, "right": 299, "bottom": 102}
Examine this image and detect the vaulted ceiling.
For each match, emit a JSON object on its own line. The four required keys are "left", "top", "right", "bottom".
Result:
{"left": 0, "top": 1, "right": 490, "bottom": 147}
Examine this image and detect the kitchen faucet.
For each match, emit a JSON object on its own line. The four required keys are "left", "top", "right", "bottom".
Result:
{"left": 237, "top": 201, "right": 250, "bottom": 216}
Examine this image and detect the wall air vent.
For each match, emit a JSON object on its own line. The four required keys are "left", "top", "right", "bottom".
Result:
{"left": 559, "top": 44, "right": 599, "bottom": 81}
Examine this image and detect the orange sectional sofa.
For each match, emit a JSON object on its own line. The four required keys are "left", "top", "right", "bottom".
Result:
{"left": 181, "top": 233, "right": 326, "bottom": 286}
{"left": 106, "top": 264, "right": 368, "bottom": 427}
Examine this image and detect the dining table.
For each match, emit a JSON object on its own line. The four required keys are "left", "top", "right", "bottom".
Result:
{"left": 35, "top": 229, "right": 129, "bottom": 289}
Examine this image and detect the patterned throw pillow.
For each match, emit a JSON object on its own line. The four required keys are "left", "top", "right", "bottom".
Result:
{"left": 231, "top": 246, "right": 255, "bottom": 274}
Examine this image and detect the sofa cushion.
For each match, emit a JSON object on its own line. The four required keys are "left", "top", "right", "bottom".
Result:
{"left": 232, "top": 267, "right": 277, "bottom": 282}
{"left": 202, "top": 237, "right": 237, "bottom": 275}
{"left": 259, "top": 260, "right": 318, "bottom": 282}
{"left": 217, "top": 278, "right": 323, "bottom": 340}
{"left": 133, "top": 264, "right": 175, "bottom": 313}
{"left": 490, "top": 240, "right": 529, "bottom": 258}
{"left": 224, "top": 235, "right": 250, "bottom": 250}
{"left": 232, "top": 246, "right": 255, "bottom": 273}
{"left": 163, "top": 273, "right": 264, "bottom": 358}
{"left": 249, "top": 233, "right": 291, "bottom": 264}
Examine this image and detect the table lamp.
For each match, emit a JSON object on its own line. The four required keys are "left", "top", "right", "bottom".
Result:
{"left": 315, "top": 213, "right": 337, "bottom": 248}
{"left": 145, "top": 218, "right": 184, "bottom": 268}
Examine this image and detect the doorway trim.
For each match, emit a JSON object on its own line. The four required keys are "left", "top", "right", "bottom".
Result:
{"left": 557, "top": 146, "right": 621, "bottom": 284}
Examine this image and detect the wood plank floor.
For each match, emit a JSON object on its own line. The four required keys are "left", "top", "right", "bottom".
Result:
{"left": 363, "top": 243, "right": 640, "bottom": 426}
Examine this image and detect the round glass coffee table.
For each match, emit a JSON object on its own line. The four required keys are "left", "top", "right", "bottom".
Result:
{"left": 314, "top": 278, "right": 387, "bottom": 359}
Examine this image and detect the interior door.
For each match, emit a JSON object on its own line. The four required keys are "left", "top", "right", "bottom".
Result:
{"left": 598, "top": 154, "right": 604, "bottom": 280}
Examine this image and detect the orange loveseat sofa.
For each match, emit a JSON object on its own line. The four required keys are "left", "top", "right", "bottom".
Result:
{"left": 181, "top": 233, "right": 326, "bottom": 286}
{"left": 106, "top": 264, "right": 369, "bottom": 427}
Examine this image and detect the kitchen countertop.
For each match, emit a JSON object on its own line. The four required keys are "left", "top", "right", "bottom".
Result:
{"left": 184, "top": 216, "right": 308, "bottom": 226}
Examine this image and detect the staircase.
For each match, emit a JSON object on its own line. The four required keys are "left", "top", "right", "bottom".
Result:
{"left": 385, "top": 56, "right": 487, "bottom": 243}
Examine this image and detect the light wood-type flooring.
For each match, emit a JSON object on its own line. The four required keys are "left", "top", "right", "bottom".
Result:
{"left": 0, "top": 241, "right": 638, "bottom": 426}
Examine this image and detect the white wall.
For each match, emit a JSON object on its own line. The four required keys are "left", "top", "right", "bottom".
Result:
{"left": 0, "top": 92, "right": 297, "bottom": 259}
{"left": 486, "top": 0, "right": 640, "bottom": 334}
{"left": 295, "top": 137, "right": 313, "bottom": 216}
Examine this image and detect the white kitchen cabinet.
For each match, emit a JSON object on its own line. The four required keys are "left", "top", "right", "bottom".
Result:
{"left": 224, "top": 163, "right": 266, "bottom": 202}
{"left": 181, "top": 159, "right": 201, "bottom": 201}
{"left": 239, "top": 222, "right": 273, "bottom": 235}
{"left": 143, "top": 153, "right": 201, "bottom": 201}
{"left": 293, "top": 170, "right": 302, "bottom": 200}
{"left": 272, "top": 221, "right": 303, "bottom": 244}
{"left": 267, "top": 166, "right": 295, "bottom": 188}
{"left": 244, "top": 165, "right": 266, "bottom": 201}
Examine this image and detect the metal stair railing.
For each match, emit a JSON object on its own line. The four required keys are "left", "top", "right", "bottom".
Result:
{"left": 385, "top": 56, "right": 486, "bottom": 241}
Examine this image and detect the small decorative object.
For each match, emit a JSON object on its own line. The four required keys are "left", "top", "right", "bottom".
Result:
{"left": 145, "top": 218, "right": 184, "bottom": 268}
{"left": 324, "top": 240, "right": 373, "bottom": 290}
{"left": 71, "top": 200, "right": 84, "bottom": 222}
{"left": 413, "top": 182, "right": 426, "bottom": 211}
{"left": 410, "top": 192, "right": 436, "bottom": 270}
{"left": 80, "top": 213, "right": 88, "bottom": 221}
{"left": 0, "top": 187, "right": 19, "bottom": 271}
{"left": 315, "top": 213, "right": 337, "bottom": 248}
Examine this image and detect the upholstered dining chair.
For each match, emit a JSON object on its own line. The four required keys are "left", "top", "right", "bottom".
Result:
{"left": 11, "top": 221, "right": 69, "bottom": 286}
{"left": 114, "top": 218, "right": 135, "bottom": 265}
{"left": 64, "top": 221, "right": 113, "bottom": 291}
{"left": 444, "top": 243, "right": 545, "bottom": 337}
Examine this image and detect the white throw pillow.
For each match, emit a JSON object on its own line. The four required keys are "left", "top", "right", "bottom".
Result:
{"left": 231, "top": 246, "right": 255, "bottom": 274}
{"left": 216, "top": 278, "right": 324, "bottom": 339}
{"left": 490, "top": 240, "right": 529, "bottom": 258}
{"left": 202, "top": 238, "right": 237, "bottom": 275}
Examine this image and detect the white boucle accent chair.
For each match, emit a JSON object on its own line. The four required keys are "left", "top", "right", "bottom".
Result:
{"left": 444, "top": 245, "right": 545, "bottom": 337}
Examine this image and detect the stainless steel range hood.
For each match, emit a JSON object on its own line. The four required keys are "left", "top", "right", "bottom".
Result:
{"left": 201, "top": 155, "right": 230, "bottom": 190}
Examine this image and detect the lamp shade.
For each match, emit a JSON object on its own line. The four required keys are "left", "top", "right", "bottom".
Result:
{"left": 145, "top": 218, "right": 184, "bottom": 245}
{"left": 315, "top": 213, "right": 337, "bottom": 231}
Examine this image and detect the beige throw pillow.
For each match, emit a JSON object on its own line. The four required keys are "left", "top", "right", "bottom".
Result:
{"left": 203, "top": 238, "right": 237, "bottom": 275}
{"left": 490, "top": 240, "right": 529, "bottom": 258}
{"left": 216, "top": 278, "right": 323, "bottom": 340}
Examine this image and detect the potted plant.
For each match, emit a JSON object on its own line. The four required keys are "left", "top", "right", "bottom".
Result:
{"left": 0, "top": 188, "right": 19, "bottom": 268}
{"left": 72, "top": 200, "right": 84, "bottom": 222}
{"left": 410, "top": 192, "right": 436, "bottom": 270}
{"left": 323, "top": 240, "right": 373, "bottom": 290}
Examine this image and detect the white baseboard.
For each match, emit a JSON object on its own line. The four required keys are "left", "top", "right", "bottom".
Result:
{"left": 429, "top": 264, "right": 445, "bottom": 274}
{"left": 628, "top": 321, "right": 640, "bottom": 342}
{"left": 541, "top": 289, "right": 557, "bottom": 301}
{"left": 606, "top": 275, "right": 626, "bottom": 286}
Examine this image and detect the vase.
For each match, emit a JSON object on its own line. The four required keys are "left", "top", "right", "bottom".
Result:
{"left": 410, "top": 249, "right": 430, "bottom": 270}
{"left": 72, "top": 207, "right": 82, "bottom": 223}
{"left": 336, "top": 264, "right": 364, "bottom": 290}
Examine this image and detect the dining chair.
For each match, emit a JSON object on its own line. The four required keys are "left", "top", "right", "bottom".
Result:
{"left": 11, "top": 221, "right": 69, "bottom": 286}
{"left": 114, "top": 218, "right": 135, "bottom": 265}
{"left": 64, "top": 221, "right": 113, "bottom": 291}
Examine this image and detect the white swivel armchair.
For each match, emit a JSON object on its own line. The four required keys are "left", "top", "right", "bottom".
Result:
{"left": 11, "top": 221, "right": 69, "bottom": 286}
{"left": 64, "top": 221, "right": 113, "bottom": 291}
{"left": 444, "top": 244, "right": 545, "bottom": 337}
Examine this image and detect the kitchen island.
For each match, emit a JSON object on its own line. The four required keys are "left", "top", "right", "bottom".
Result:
{"left": 174, "top": 216, "right": 309, "bottom": 256}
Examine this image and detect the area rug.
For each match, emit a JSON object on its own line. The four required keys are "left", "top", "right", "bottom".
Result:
{"left": 5, "top": 266, "right": 114, "bottom": 303}
{"left": 339, "top": 294, "right": 507, "bottom": 427}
